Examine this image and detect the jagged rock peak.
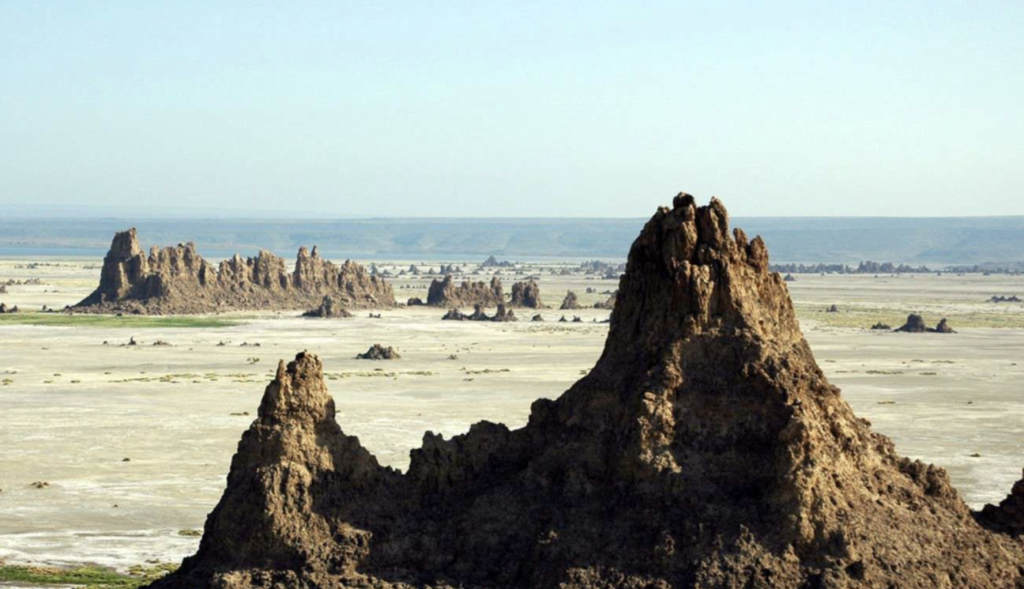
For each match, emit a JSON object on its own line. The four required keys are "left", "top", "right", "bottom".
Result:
{"left": 150, "top": 194, "right": 1024, "bottom": 589}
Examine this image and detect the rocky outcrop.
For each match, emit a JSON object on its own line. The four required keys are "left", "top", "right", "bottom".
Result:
{"left": 355, "top": 344, "right": 401, "bottom": 360}
{"left": 441, "top": 308, "right": 468, "bottom": 321}
{"left": 426, "top": 275, "right": 503, "bottom": 308}
{"left": 509, "top": 279, "right": 544, "bottom": 308}
{"left": 481, "top": 255, "right": 512, "bottom": 268}
{"left": 74, "top": 230, "right": 394, "bottom": 314}
{"left": 559, "top": 290, "right": 580, "bottom": 310}
{"left": 150, "top": 194, "right": 1024, "bottom": 589}
{"left": 989, "top": 295, "right": 1022, "bottom": 303}
{"left": 0, "top": 302, "right": 18, "bottom": 313}
{"left": 895, "top": 314, "right": 955, "bottom": 333}
{"left": 979, "top": 469, "right": 1024, "bottom": 535}
{"left": 870, "top": 322, "right": 892, "bottom": 330}
{"left": 406, "top": 297, "right": 425, "bottom": 306}
{"left": 593, "top": 291, "right": 617, "bottom": 310}
{"left": 441, "top": 304, "right": 516, "bottom": 322}
{"left": 302, "top": 296, "right": 353, "bottom": 319}
{"left": 895, "top": 313, "right": 927, "bottom": 332}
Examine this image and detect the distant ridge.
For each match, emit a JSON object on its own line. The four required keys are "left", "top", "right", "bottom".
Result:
{"left": 1, "top": 216, "right": 1023, "bottom": 265}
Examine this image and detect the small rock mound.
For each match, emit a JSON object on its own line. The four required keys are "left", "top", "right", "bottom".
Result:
{"left": 988, "top": 295, "right": 1022, "bottom": 303}
{"left": 895, "top": 313, "right": 928, "bottom": 332}
{"left": 870, "top": 322, "right": 892, "bottom": 330}
{"left": 355, "top": 344, "right": 401, "bottom": 360}
{"left": 592, "top": 291, "right": 617, "bottom": 310}
{"left": 302, "top": 296, "right": 353, "bottom": 318}
{"left": 0, "top": 303, "right": 18, "bottom": 314}
{"left": 559, "top": 291, "right": 580, "bottom": 310}
{"left": 895, "top": 314, "right": 955, "bottom": 333}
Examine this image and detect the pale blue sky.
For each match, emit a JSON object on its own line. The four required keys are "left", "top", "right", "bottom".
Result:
{"left": 1, "top": 1, "right": 1022, "bottom": 217}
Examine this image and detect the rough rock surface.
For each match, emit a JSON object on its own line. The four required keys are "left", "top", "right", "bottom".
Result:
{"left": 355, "top": 344, "right": 401, "bottom": 360}
{"left": 978, "top": 469, "right": 1024, "bottom": 535}
{"left": 559, "top": 290, "right": 581, "bottom": 310}
{"left": 426, "top": 275, "right": 503, "bottom": 308}
{"left": 74, "top": 230, "right": 394, "bottom": 314}
{"left": 150, "top": 194, "right": 1024, "bottom": 589}
{"left": 509, "top": 279, "right": 544, "bottom": 308}
{"left": 934, "top": 318, "right": 955, "bottom": 333}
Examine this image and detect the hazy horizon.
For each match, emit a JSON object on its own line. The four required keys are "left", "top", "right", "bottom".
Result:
{"left": 3, "top": 2, "right": 1023, "bottom": 218}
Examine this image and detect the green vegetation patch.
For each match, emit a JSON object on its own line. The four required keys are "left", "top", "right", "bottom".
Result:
{"left": 0, "top": 562, "right": 177, "bottom": 588}
{"left": 0, "top": 313, "right": 240, "bottom": 329}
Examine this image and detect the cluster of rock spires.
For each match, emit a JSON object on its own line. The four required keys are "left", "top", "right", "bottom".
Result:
{"left": 74, "top": 229, "right": 395, "bottom": 314}
{"left": 149, "top": 194, "right": 1024, "bottom": 589}
{"left": 894, "top": 313, "right": 955, "bottom": 333}
{"left": 509, "top": 279, "right": 544, "bottom": 308}
{"left": 0, "top": 302, "right": 19, "bottom": 313}
{"left": 426, "top": 275, "right": 504, "bottom": 308}
{"left": 441, "top": 303, "right": 517, "bottom": 322}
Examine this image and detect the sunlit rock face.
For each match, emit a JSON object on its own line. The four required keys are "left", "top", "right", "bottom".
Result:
{"left": 149, "top": 194, "right": 1024, "bottom": 589}
{"left": 76, "top": 232, "right": 394, "bottom": 313}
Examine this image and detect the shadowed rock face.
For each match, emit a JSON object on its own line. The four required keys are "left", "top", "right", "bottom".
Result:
{"left": 75, "top": 231, "right": 394, "bottom": 314}
{"left": 426, "top": 275, "right": 504, "bottom": 308}
{"left": 149, "top": 194, "right": 1024, "bottom": 589}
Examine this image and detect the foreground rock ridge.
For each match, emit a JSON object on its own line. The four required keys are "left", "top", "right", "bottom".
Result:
{"left": 150, "top": 194, "right": 1023, "bottom": 589}
{"left": 75, "top": 229, "right": 395, "bottom": 313}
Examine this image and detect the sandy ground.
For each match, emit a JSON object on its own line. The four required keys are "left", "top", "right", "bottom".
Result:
{"left": 1, "top": 258, "right": 1023, "bottom": 570}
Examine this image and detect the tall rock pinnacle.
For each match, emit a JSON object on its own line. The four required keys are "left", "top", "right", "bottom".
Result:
{"left": 150, "top": 194, "right": 1024, "bottom": 589}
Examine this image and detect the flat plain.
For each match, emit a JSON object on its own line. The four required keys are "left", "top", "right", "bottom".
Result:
{"left": 1, "top": 258, "right": 1023, "bottom": 572}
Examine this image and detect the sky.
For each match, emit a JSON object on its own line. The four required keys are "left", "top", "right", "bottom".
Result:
{"left": 1, "top": 1, "right": 1022, "bottom": 218}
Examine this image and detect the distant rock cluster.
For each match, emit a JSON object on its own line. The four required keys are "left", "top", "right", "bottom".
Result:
{"left": 73, "top": 229, "right": 395, "bottom": 314}
{"left": 426, "top": 275, "right": 504, "bottom": 308}
{"left": 355, "top": 344, "right": 401, "bottom": 360}
{"left": 894, "top": 313, "right": 955, "bottom": 333}
{"left": 989, "top": 295, "right": 1022, "bottom": 303}
{"left": 441, "top": 303, "right": 517, "bottom": 322}
{"left": 509, "top": 279, "right": 543, "bottom": 308}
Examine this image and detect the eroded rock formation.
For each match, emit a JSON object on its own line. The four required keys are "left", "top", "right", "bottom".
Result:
{"left": 426, "top": 275, "right": 503, "bottom": 308}
{"left": 150, "top": 194, "right": 1024, "bottom": 589}
{"left": 302, "top": 296, "right": 353, "bottom": 319}
{"left": 979, "top": 469, "right": 1024, "bottom": 536}
{"left": 559, "top": 290, "right": 580, "bottom": 310}
{"left": 440, "top": 304, "right": 516, "bottom": 322}
{"left": 509, "top": 279, "right": 544, "bottom": 308}
{"left": 593, "top": 291, "right": 617, "bottom": 310}
{"left": 355, "top": 344, "right": 401, "bottom": 360}
{"left": 74, "top": 230, "right": 394, "bottom": 314}
{"left": 895, "top": 314, "right": 955, "bottom": 333}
